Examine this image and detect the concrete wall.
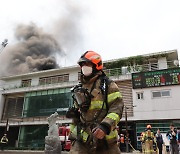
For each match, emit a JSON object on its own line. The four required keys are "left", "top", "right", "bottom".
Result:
{"left": 2, "top": 79, "right": 21, "bottom": 90}
{"left": 130, "top": 85, "right": 180, "bottom": 120}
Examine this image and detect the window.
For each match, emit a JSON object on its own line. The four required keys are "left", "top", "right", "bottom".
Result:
{"left": 39, "top": 74, "right": 69, "bottom": 85}
{"left": 58, "top": 76, "right": 63, "bottom": 82}
{"left": 51, "top": 77, "right": 58, "bottom": 84}
{"left": 46, "top": 78, "right": 51, "bottom": 84}
{"left": 161, "top": 90, "right": 170, "bottom": 97}
{"left": 152, "top": 90, "right": 171, "bottom": 98}
{"left": 23, "top": 91, "right": 72, "bottom": 117}
{"left": 39, "top": 78, "right": 45, "bottom": 85}
{"left": 21, "top": 79, "right": 31, "bottom": 87}
{"left": 136, "top": 92, "right": 144, "bottom": 100}
{"left": 63, "top": 74, "right": 69, "bottom": 82}
{"left": 152, "top": 91, "right": 161, "bottom": 98}
{"left": 3, "top": 97, "right": 24, "bottom": 119}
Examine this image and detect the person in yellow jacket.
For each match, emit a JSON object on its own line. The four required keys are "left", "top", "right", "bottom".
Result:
{"left": 141, "top": 125, "right": 156, "bottom": 153}
{"left": 66, "top": 51, "right": 124, "bottom": 154}
{"left": 0, "top": 134, "right": 8, "bottom": 150}
{"left": 140, "top": 132, "right": 145, "bottom": 153}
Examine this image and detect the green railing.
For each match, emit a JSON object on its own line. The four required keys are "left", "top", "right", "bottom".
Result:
{"left": 105, "top": 68, "right": 122, "bottom": 77}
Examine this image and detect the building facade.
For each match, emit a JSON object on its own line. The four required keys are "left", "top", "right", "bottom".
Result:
{"left": 0, "top": 50, "right": 180, "bottom": 150}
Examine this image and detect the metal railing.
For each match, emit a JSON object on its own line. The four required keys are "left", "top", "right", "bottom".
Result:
{"left": 105, "top": 60, "right": 180, "bottom": 77}
{"left": 0, "top": 80, "right": 78, "bottom": 91}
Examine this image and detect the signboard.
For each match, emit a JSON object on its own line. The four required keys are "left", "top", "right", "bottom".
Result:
{"left": 132, "top": 68, "right": 180, "bottom": 89}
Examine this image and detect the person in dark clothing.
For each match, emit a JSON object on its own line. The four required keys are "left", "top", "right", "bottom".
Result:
{"left": 177, "top": 127, "right": 180, "bottom": 151}
{"left": 177, "top": 127, "right": 180, "bottom": 143}
{"left": 166, "top": 124, "right": 179, "bottom": 154}
{"left": 155, "top": 129, "right": 164, "bottom": 154}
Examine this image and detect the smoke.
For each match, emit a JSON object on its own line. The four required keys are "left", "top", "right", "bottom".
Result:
{"left": 0, "top": 1, "right": 86, "bottom": 76}
{"left": 0, "top": 23, "right": 61, "bottom": 76}
{"left": 52, "top": 1, "right": 85, "bottom": 63}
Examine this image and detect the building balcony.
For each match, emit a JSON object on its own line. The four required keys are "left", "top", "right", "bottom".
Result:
{"left": 105, "top": 60, "right": 179, "bottom": 77}
{"left": 0, "top": 60, "right": 179, "bottom": 93}
{"left": 0, "top": 80, "right": 79, "bottom": 94}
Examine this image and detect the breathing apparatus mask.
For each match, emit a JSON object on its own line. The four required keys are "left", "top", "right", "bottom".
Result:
{"left": 71, "top": 84, "right": 91, "bottom": 112}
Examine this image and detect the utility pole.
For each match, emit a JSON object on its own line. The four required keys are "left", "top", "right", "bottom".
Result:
{"left": 125, "top": 106, "right": 129, "bottom": 153}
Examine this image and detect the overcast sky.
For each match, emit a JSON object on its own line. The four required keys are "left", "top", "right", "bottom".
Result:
{"left": 0, "top": 0, "right": 180, "bottom": 67}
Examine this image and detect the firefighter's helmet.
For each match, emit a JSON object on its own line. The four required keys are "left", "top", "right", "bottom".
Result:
{"left": 146, "top": 124, "right": 152, "bottom": 129}
{"left": 78, "top": 51, "right": 103, "bottom": 70}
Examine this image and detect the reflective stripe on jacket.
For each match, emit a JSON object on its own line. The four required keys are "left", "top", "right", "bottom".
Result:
{"left": 142, "top": 130, "right": 155, "bottom": 142}
{"left": 70, "top": 124, "right": 118, "bottom": 143}
{"left": 89, "top": 91, "right": 122, "bottom": 110}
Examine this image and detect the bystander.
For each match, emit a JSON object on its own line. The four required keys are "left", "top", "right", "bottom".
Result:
{"left": 155, "top": 129, "right": 164, "bottom": 154}
{"left": 166, "top": 124, "right": 179, "bottom": 154}
{"left": 0, "top": 134, "right": 8, "bottom": 151}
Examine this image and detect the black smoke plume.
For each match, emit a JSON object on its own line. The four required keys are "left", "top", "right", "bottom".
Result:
{"left": 0, "top": 23, "right": 62, "bottom": 76}
{"left": 0, "top": 1, "right": 85, "bottom": 77}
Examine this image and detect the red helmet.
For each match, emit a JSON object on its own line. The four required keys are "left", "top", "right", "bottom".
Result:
{"left": 78, "top": 51, "right": 103, "bottom": 70}
{"left": 147, "top": 124, "right": 152, "bottom": 129}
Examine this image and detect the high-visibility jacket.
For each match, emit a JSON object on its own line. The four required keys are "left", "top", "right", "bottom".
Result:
{"left": 69, "top": 72, "right": 124, "bottom": 146}
{"left": 0, "top": 136, "right": 8, "bottom": 144}
{"left": 142, "top": 130, "right": 156, "bottom": 153}
{"left": 142, "top": 130, "right": 155, "bottom": 142}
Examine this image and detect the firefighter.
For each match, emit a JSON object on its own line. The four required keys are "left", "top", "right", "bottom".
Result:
{"left": 141, "top": 125, "right": 156, "bottom": 153}
{"left": 140, "top": 132, "right": 145, "bottom": 153}
{"left": 119, "top": 134, "right": 125, "bottom": 151}
{"left": 0, "top": 134, "right": 8, "bottom": 150}
{"left": 66, "top": 51, "right": 124, "bottom": 154}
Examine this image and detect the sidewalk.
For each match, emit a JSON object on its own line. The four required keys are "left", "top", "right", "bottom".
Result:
{"left": 0, "top": 150, "right": 69, "bottom": 154}
{"left": 0, "top": 152, "right": 134, "bottom": 154}
{"left": 0, "top": 150, "right": 138, "bottom": 154}
{"left": 0, "top": 151, "right": 135, "bottom": 154}
{"left": 122, "top": 152, "right": 140, "bottom": 154}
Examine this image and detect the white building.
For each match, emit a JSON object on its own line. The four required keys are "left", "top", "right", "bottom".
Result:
{"left": 0, "top": 49, "right": 179, "bottom": 150}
